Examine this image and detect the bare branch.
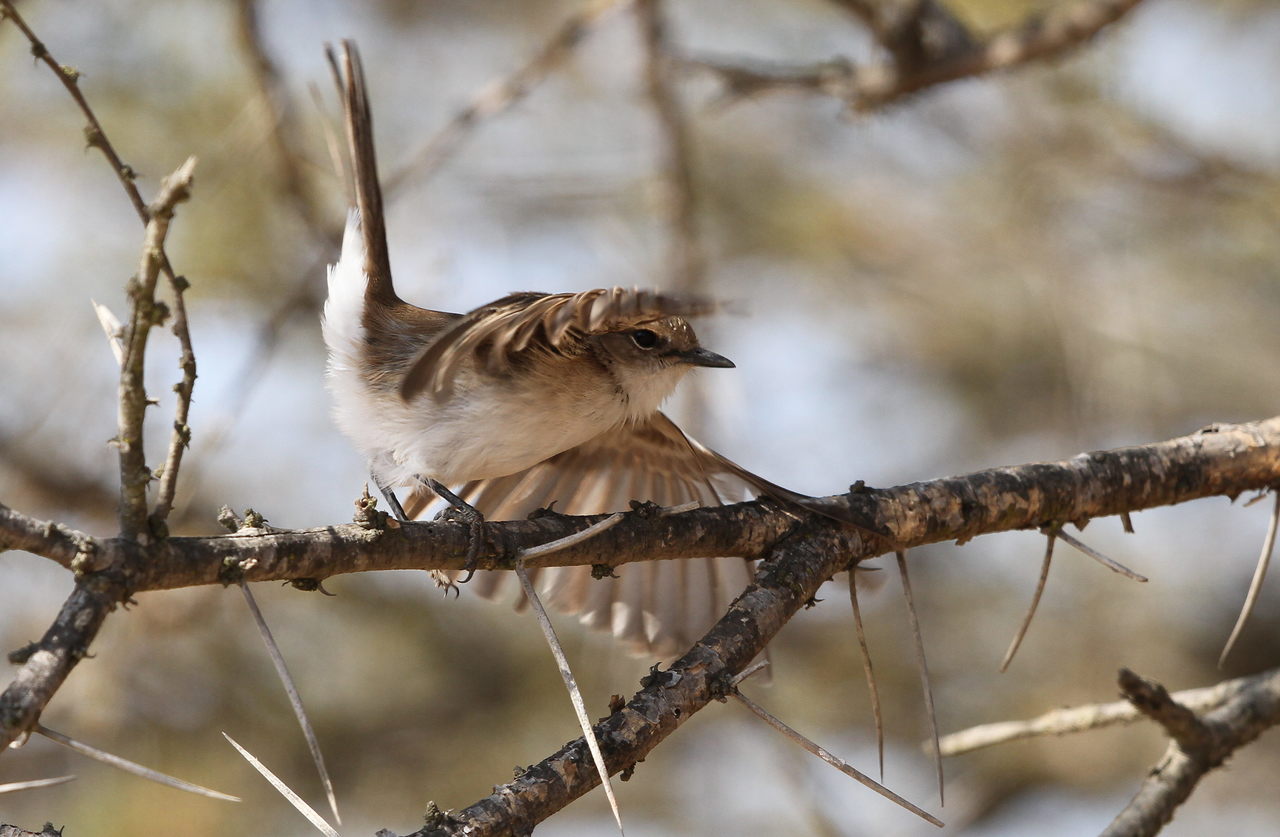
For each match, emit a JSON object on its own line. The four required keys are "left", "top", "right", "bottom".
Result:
{"left": 1, "top": 1, "right": 201, "bottom": 537}
{"left": 1102, "top": 667, "right": 1280, "bottom": 837}
{"left": 689, "top": 0, "right": 1145, "bottom": 111}
{"left": 635, "top": 0, "right": 705, "bottom": 295}
{"left": 1, "top": 581, "right": 123, "bottom": 750}
{"left": 0, "top": 503, "right": 94, "bottom": 569}
{"left": 232, "top": 0, "right": 332, "bottom": 245}
{"left": 386, "top": 0, "right": 630, "bottom": 194}
{"left": 116, "top": 157, "right": 198, "bottom": 542}
{"left": 939, "top": 668, "right": 1277, "bottom": 757}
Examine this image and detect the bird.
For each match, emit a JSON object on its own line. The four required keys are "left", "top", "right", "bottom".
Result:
{"left": 322, "top": 41, "right": 867, "bottom": 656}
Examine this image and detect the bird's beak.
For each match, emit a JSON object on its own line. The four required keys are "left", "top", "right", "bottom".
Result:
{"left": 678, "top": 347, "right": 735, "bottom": 368}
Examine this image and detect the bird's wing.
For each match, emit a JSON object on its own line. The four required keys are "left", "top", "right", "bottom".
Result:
{"left": 399, "top": 287, "right": 716, "bottom": 401}
{"left": 402, "top": 411, "right": 797, "bottom": 657}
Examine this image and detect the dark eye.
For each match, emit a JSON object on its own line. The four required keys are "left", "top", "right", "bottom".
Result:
{"left": 630, "top": 329, "right": 659, "bottom": 349}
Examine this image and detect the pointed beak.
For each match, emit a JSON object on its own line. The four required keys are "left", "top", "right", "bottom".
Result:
{"left": 678, "top": 347, "right": 735, "bottom": 369}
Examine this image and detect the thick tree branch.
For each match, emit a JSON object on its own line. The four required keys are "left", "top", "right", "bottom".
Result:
{"left": 33, "top": 416, "right": 1273, "bottom": 596}
{"left": 0, "top": 503, "right": 94, "bottom": 569}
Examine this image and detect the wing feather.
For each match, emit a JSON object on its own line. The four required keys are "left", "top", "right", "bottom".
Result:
{"left": 399, "top": 287, "right": 717, "bottom": 401}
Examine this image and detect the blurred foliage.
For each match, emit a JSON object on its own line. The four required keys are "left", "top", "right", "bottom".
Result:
{"left": 3, "top": 0, "right": 1280, "bottom": 835}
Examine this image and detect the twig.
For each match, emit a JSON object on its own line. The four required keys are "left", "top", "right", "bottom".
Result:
{"left": 37, "top": 724, "right": 238, "bottom": 802}
{"left": 240, "top": 584, "right": 341, "bottom": 824}
{"left": 635, "top": 0, "right": 705, "bottom": 295}
{"left": 1053, "top": 527, "right": 1147, "bottom": 582}
{"left": 731, "top": 689, "right": 943, "bottom": 827}
{"left": 895, "top": 550, "right": 943, "bottom": 806}
{"left": 1, "top": 1, "right": 200, "bottom": 536}
{"left": 385, "top": 0, "right": 630, "bottom": 195}
{"left": 232, "top": 0, "right": 332, "bottom": 245}
{"left": 514, "top": 561, "right": 626, "bottom": 835}
{"left": 939, "top": 670, "right": 1270, "bottom": 756}
{"left": 1219, "top": 490, "right": 1280, "bottom": 667}
{"left": 847, "top": 574, "right": 885, "bottom": 779}
{"left": 223, "top": 733, "right": 339, "bottom": 837}
{"left": 1000, "top": 531, "right": 1055, "bottom": 672}
{"left": 116, "top": 157, "right": 198, "bottom": 541}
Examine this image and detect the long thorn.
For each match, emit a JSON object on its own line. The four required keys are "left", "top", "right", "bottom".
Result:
{"left": 895, "top": 551, "right": 943, "bottom": 807}
{"left": 37, "top": 725, "right": 239, "bottom": 802}
{"left": 240, "top": 584, "right": 341, "bottom": 824}
{"left": 223, "top": 733, "right": 339, "bottom": 837}
{"left": 514, "top": 561, "right": 626, "bottom": 835}
{"left": 1000, "top": 533, "right": 1055, "bottom": 672}
{"left": 848, "top": 573, "right": 885, "bottom": 780}
{"left": 732, "top": 690, "right": 943, "bottom": 828}
{"left": 1219, "top": 491, "right": 1280, "bottom": 667}
{"left": 0, "top": 775, "right": 76, "bottom": 794}
{"left": 1055, "top": 529, "right": 1147, "bottom": 582}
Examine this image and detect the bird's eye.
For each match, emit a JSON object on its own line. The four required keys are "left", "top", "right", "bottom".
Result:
{"left": 630, "top": 329, "right": 659, "bottom": 349}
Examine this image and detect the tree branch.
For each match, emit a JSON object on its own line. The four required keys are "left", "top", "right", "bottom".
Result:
{"left": 689, "top": 0, "right": 1145, "bottom": 111}
{"left": 1102, "top": 667, "right": 1280, "bottom": 837}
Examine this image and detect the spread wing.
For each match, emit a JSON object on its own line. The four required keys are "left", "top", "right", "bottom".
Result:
{"left": 403, "top": 412, "right": 794, "bottom": 656}
{"left": 399, "top": 287, "right": 716, "bottom": 401}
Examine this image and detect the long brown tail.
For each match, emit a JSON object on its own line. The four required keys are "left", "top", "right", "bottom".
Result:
{"left": 327, "top": 40, "right": 398, "bottom": 306}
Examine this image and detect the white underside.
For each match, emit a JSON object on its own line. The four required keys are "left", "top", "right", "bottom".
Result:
{"left": 322, "top": 214, "right": 682, "bottom": 488}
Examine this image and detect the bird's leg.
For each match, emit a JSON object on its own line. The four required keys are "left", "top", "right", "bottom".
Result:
{"left": 419, "top": 476, "right": 491, "bottom": 583}
{"left": 373, "top": 475, "right": 411, "bottom": 522}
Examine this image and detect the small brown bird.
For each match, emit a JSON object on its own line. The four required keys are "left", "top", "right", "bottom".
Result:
{"left": 323, "top": 42, "right": 853, "bottom": 655}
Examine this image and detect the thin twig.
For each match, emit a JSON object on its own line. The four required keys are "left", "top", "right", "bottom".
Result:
{"left": 1, "top": 1, "right": 200, "bottom": 535}
{"left": 240, "top": 584, "right": 341, "bottom": 825}
{"left": 232, "top": 0, "right": 332, "bottom": 245}
{"left": 1000, "top": 532, "right": 1055, "bottom": 672}
{"left": 939, "top": 671, "right": 1269, "bottom": 756}
{"left": 1219, "top": 490, "right": 1280, "bottom": 667}
{"left": 37, "top": 724, "right": 239, "bottom": 802}
{"left": 635, "top": 0, "right": 705, "bottom": 295}
{"left": 895, "top": 550, "right": 943, "bottom": 806}
{"left": 514, "top": 562, "right": 626, "bottom": 835}
{"left": 1054, "top": 527, "right": 1147, "bottom": 581}
{"left": 116, "top": 157, "right": 198, "bottom": 541}
{"left": 847, "top": 574, "right": 885, "bottom": 779}
{"left": 385, "top": 0, "right": 630, "bottom": 194}
{"left": 731, "top": 690, "right": 942, "bottom": 827}
{"left": 223, "top": 733, "right": 339, "bottom": 837}
{"left": 0, "top": 776, "right": 76, "bottom": 794}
